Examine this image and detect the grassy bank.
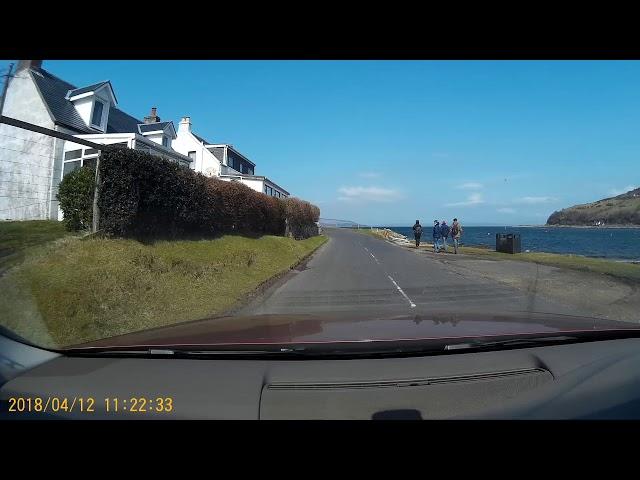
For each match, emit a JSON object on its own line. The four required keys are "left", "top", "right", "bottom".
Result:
{"left": 0, "top": 233, "right": 326, "bottom": 348}
{"left": 358, "top": 228, "right": 640, "bottom": 283}
{"left": 0, "top": 221, "right": 73, "bottom": 272}
{"left": 347, "top": 228, "right": 381, "bottom": 238}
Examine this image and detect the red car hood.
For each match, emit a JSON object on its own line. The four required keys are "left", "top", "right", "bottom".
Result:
{"left": 73, "top": 310, "right": 640, "bottom": 350}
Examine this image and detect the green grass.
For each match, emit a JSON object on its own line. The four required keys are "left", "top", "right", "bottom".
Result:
{"left": 429, "top": 244, "right": 640, "bottom": 282}
{"left": 348, "top": 228, "right": 381, "bottom": 238}
{"left": 0, "top": 221, "right": 74, "bottom": 271}
{"left": 0, "top": 234, "right": 327, "bottom": 348}
{"left": 499, "top": 251, "right": 640, "bottom": 282}
{"left": 359, "top": 228, "right": 640, "bottom": 283}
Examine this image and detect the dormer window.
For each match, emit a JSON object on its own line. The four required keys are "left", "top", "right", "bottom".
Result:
{"left": 137, "top": 111, "right": 177, "bottom": 149}
{"left": 66, "top": 80, "right": 117, "bottom": 132}
{"left": 91, "top": 100, "right": 105, "bottom": 129}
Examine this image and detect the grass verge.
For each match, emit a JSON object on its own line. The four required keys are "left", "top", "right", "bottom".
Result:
{"left": 0, "top": 233, "right": 327, "bottom": 348}
{"left": 0, "top": 221, "right": 73, "bottom": 272}
{"left": 347, "top": 228, "right": 381, "bottom": 238}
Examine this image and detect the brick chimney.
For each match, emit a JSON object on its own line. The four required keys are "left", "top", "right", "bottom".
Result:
{"left": 144, "top": 107, "right": 161, "bottom": 124}
{"left": 17, "top": 60, "right": 43, "bottom": 71}
{"left": 178, "top": 116, "right": 192, "bottom": 133}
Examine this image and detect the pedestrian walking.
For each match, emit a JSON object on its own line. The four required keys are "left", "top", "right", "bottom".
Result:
{"left": 440, "top": 220, "right": 450, "bottom": 253}
{"left": 432, "top": 220, "right": 442, "bottom": 253}
{"left": 412, "top": 220, "right": 423, "bottom": 247}
{"left": 451, "top": 218, "right": 463, "bottom": 254}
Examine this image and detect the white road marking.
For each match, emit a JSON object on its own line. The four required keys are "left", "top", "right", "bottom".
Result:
{"left": 363, "top": 245, "right": 412, "bottom": 306}
{"left": 387, "top": 275, "right": 417, "bottom": 308}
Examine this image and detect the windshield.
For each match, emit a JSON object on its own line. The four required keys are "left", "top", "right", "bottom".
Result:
{"left": 2, "top": 59, "right": 640, "bottom": 353}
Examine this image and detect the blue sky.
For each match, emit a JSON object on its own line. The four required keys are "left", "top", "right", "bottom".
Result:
{"left": 3, "top": 60, "right": 640, "bottom": 226}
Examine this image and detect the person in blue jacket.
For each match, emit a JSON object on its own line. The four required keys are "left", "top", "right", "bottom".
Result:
{"left": 432, "top": 220, "right": 442, "bottom": 253}
{"left": 440, "top": 220, "right": 451, "bottom": 253}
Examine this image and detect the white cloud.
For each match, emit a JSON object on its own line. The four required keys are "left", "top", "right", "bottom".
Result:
{"left": 337, "top": 186, "right": 403, "bottom": 203}
{"left": 445, "top": 193, "right": 484, "bottom": 207}
{"left": 358, "top": 172, "right": 382, "bottom": 179}
{"left": 457, "top": 182, "right": 483, "bottom": 190}
{"left": 497, "top": 207, "right": 516, "bottom": 214}
{"left": 517, "top": 196, "right": 557, "bottom": 204}
{"left": 609, "top": 185, "right": 637, "bottom": 196}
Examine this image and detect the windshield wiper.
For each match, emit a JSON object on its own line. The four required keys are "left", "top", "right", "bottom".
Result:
{"left": 66, "top": 346, "right": 313, "bottom": 357}
{"left": 444, "top": 335, "right": 583, "bottom": 352}
{"left": 67, "top": 330, "right": 640, "bottom": 358}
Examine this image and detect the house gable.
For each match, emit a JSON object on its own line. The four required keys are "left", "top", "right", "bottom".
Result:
{"left": 2, "top": 69, "right": 55, "bottom": 128}
{"left": 29, "top": 67, "right": 142, "bottom": 134}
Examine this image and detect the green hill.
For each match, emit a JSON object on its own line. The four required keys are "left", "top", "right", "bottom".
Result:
{"left": 547, "top": 188, "right": 640, "bottom": 226}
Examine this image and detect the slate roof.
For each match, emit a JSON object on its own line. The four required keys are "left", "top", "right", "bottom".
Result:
{"left": 138, "top": 121, "right": 174, "bottom": 134}
{"left": 193, "top": 132, "right": 212, "bottom": 144}
{"left": 29, "top": 67, "right": 141, "bottom": 134}
{"left": 66, "top": 81, "right": 114, "bottom": 100}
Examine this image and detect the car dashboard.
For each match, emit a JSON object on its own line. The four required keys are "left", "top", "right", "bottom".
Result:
{"left": 3, "top": 335, "right": 640, "bottom": 419}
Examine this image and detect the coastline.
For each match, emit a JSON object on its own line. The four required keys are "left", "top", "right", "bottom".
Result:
{"left": 540, "top": 224, "right": 640, "bottom": 229}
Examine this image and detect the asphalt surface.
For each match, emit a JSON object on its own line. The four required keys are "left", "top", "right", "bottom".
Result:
{"left": 240, "top": 228, "right": 578, "bottom": 317}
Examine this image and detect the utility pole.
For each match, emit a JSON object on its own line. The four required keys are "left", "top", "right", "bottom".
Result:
{"left": 0, "top": 63, "right": 15, "bottom": 117}
{"left": 92, "top": 152, "right": 101, "bottom": 233}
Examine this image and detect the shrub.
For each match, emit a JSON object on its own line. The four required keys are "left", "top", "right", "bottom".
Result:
{"left": 56, "top": 166, "right": 96, "bottom": 231}
{"left": 97, "top": 149, "right": 319, "bottom": 239}
{"left": 284, "top": 197, "right": 320, "bottom": 239}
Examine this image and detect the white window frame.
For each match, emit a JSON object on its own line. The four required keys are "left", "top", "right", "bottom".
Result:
{"left": 90, "top": 100, "right": 106, "bottom": 130}
{"left": 61, "top": 147, "right": 100, "bottom": 180}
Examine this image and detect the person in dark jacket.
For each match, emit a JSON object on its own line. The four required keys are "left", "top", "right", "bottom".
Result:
{"left": 412, "top": 220, "right": 422, "bottom": 247}
{"left": 432, "top": 220, "right": 442, "bottom": 253}
{"left": 440, "top": 220, "right": 451, "bottom": 253}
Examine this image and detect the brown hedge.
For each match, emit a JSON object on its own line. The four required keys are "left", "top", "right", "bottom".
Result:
{"left": 96, "top": 148, "right": 319, "bottom": 239}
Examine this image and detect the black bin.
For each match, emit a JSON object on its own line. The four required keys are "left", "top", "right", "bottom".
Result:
{"left": 496, "top": 233, "right": 521, "bottom": 254}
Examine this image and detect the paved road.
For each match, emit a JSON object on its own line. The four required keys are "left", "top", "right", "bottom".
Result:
{"left": 240, "top": 228, "right": 577, "bottom": 317}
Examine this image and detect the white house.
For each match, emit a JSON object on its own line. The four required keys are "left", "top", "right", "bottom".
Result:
{"left": 172, "top": 116, "right": 289, "bottom": 198}
{"left": 0, "top": 60, "right": 192, "bottom": 221}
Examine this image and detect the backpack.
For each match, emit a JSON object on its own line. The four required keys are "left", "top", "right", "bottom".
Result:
{"left": 414, "top": 225, "right": 422, "bottom": 235}
{"left": 451, "top": 224, "right": 459, "bottom": 236}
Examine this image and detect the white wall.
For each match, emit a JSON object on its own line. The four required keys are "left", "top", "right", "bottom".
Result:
{"left": 238, "top": 177, "right": 264, "bottom": 193}
{"left": 218, "top": 174, "right": 289, "bottom": 198}
{"left": 0, "top": 70, "right": 56, "bottom": 220}
{"left": 72, "top": 97, "right": 94, "bottom": 127}
{"left": 143, "top": 132, "right": 167, "bottom": 146}
{"left": 69, "top": 134, "right": 134, "bottom": 148}
{"left": 173, "top": 120, "right": 221, "bottom": 177}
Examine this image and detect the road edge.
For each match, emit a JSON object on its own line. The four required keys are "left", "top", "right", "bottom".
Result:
{"left": 222, "top": 234, "right": 331, "bottom": 316}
